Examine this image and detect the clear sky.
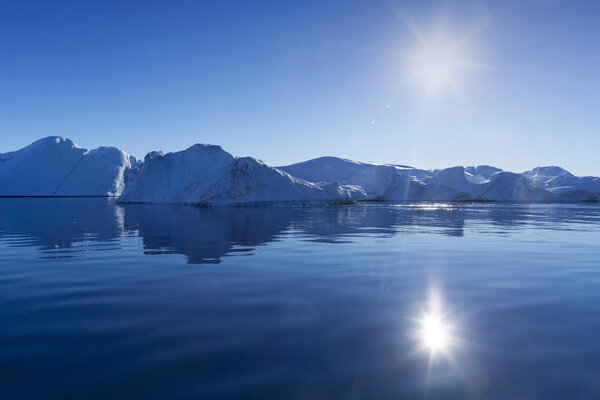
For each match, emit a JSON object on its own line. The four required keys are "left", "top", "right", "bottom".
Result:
{"left": 1, "top": 0, "right": 599, "bottom": 175}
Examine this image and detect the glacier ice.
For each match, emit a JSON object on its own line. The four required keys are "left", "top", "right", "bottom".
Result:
{"left": 523, "top": 166, "right": 600, "bottom": 198}
{"left": 0, "top": 137, "right": 137, "bottom": 196}
{"left": 1, "top": 137, "right": 598, "bottom": 203}
{"left": 279, "top": 158, "right": 599, "bottom": 202}
{"left": 118, "top": 144, "right": 366, "bottom": 205}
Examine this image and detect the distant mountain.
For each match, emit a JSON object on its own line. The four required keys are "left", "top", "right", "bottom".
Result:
{"left": 0, "top": 137, "right": 137, "bottom": 196}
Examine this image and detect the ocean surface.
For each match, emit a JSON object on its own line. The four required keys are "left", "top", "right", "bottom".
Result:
{"left": 1, "top": 198, "right": 599, "bottom": 399}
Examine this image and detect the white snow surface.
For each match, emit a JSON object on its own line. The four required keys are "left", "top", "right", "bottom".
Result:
{"left": 523, "top": 166, "right": 600, "bottom": 195}
{"left": 118, "top": 144, "right": 366, "bottom": 205}
{"left": 279, "top": 158, "right": 599, "bottom": 202}
{"left": 0, "top": 137, "right": 137, "bottom": 196}
{"left": 2, "top": 138, "right": 598, "bottom": 203}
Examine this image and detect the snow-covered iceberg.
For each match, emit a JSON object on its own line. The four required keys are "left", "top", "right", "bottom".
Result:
{"left": 2, "top": 137, "right": 597, "bottom": 203}
{"left": 477, "top": 171, "right": 556, "bottom": 202}
{"left": 118, "top": 144, "right": 366, "bottom": 205}
{"left": 0, "top": 137, "right": 137, "bottom": 196}
{"left": 523, "top": 166, "right": 600, "bottom": 200}
{"left": 279, "top": 158, "right": 599, "bottom": 202}
{"left": 278, "top": 157, "right": 436, "bottom": 200}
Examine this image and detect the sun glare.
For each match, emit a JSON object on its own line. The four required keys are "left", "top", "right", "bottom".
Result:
{"left": 409, "top": 42, "right": 462, "bottom": 93}
{"left": 402, "top": 18, "right": 486, "bottom": 97}
{"left": 420, "top": 313, "right": 449, "bottom": 352}
{"left": 411, "top": 294, "right": 467, "bottom": 389}
{"left": 412, "top": 289, "right": 458, "bottom": 360}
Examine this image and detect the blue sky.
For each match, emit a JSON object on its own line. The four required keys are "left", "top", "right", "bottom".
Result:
{"left": 1, "top": 0, "right": 599, "bottom": 175}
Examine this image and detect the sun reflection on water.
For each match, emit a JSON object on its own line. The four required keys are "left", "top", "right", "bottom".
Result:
{"left": 408, "top": 289, "right": 467, "bottom": 391}
{"left": 421, "top": 313, "right": 449, "bottom": 353}
{"left": 394, "top": 203, "right": 456, "bottom": 211}
{"left": 412, "top": 289, "right": 460, "bottom": 362}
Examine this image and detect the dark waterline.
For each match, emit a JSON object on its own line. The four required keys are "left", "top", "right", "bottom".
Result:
{"left": 1, "top": 198, "right": 599, "bottom": 399}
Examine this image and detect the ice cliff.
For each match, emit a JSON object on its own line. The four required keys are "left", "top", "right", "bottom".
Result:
{"left": 1, "top": 137, "right": 598, "bottom": 203}
{"left": 278, "top": 158, "right": 599, "bottom": 202}
{"left": 118, "top": 144, "right": 366, "bottom": 205}
{"left": 0, "top": 137, "right": 137, "bottom": 196}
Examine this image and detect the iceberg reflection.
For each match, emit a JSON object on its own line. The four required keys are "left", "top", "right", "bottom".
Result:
{"left": 121, "top": 204, "right": 299, "bottom": 263}
{"left": 0, "top": 199, "right": 598, "bottom": 264}
{"left": 0, "top": 198, "right": 125, "bottom": 252}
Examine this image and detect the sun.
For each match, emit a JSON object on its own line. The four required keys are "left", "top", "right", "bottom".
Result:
{"left": 401, "top": 20, "right": 486, "bottom": 96}
{"left": 409, "top": 41, "right": 462, "bottom": 93}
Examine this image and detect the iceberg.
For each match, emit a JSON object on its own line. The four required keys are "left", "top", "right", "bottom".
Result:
{"left": 0, "top": 137, "right": 137, "bottom": 196}
{"left": 278, "top": 157, "right": 436, "bottom": 200}
{"left": 118, "top": 144, "right": 366, "bottom": 205}
{"left": 523, "top": 166, "right": 600, "bottom": 198}
{"left": 279, "top": 158, "right": 599, "bottom": 202}
{"left": 478, "top": 171, "right": 557, "bottom": 202}
{"left": 1, "top": 137, "right": 597, "bottom": 203}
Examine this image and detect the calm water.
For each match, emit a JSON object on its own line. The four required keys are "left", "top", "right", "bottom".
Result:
{"left": 1, "top": 198, "right": 599, "bottom": 399}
